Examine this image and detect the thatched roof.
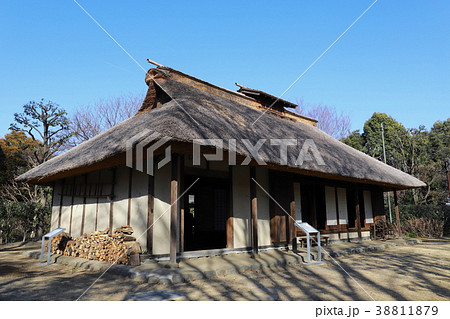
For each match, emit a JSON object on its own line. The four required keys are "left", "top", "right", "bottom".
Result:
{"left": 17, "top": 67, "right": 425, "bottom": 190}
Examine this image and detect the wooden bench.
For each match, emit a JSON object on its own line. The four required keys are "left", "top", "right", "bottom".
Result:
{"left": 297, "top": 235, "right": 329, "bottom": 248}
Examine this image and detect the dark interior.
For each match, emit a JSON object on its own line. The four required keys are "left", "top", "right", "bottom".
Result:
{"left": 183, "top": 175, "right": 229, "bottom": 251}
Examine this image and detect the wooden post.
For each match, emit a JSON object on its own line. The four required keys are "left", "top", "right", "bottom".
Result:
{"left": 69, "top": 179, "right": 75, "bottom": 235}
{"left": 127, "top": 167, "right": 133, "bottom": 226}
{"left": 355, "top": 188, "right": 362, "bottom": 240}
{"left": 250, "top": 166, "right": 258, "bottom": 256}
{"left": 226, "top": 166, "right": 234, "bottom": 248}
{"left": 58, "top": 179, "right": 65, "bottom": 228}
{"left": 170, "top": 154, "right": 179, "bottom": 264}
{"left": 335, "top": 187, "right": 341, "bottom": 240}
{"left": 180, "top": 155, "right": 185, "bottom": 253}
{"left": 80, "top": 174, "right": 88, "bottom": 236}
{"left": 290, "top": 181, "right": 297, "bottom": 251}
{"left": 311, "top": 186, "right": 317, "bottom": 229}
{"left": 95, "top": 171, "right": 101, "bottom": 231}
{"left": 109, "top": 167, "right": 116, "bottom": 234}
{"left": 394, "top": 190, "right": 401, "bottom": 237}
{"left": 147, "top": 172, "right": 154, "bottom": 255}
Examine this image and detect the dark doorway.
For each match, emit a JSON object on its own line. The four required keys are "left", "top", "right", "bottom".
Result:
{"left": 315, "top": 185, "right": 326, "bottom": 230}
{"left": 183, "top": 175, "right": 229, "bottom": 251}
{"left": 300, "top": 182, "right": 316, "bottom": 227}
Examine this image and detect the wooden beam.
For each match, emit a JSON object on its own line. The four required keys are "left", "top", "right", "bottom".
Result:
{"left": 147, "top": 170, "right": 155, "bottom": 255}
{"left": 226, "top": 166, "right": 234, "bottom": 248}
{"left": 355, "top": 188, "right": 362, "bottom": 240}
{"left": 170, "top": 154, "right": 179, "bottom": 264}
{"left": 250, "top": 166, "right": 258, "bottom": 256}
{"left": 394, "top": 190, "right": 401, "bottom": 237}
{"left": 127, "top": 167, "right": 133, "bottom": 226}
{"left": 109, "top": 167, "right": 116, "bottom": 234}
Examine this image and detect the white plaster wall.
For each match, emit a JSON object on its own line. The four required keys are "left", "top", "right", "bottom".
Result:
{"left": 337, "top": 187, "right": 348, "bottom": 225}
{"left": 256, "top": 167, "right": 271, "bottom": 246}
{"left": 232, "top": 166, "right": 251, "bottom": 248}
{"left": 347, "top": 231, "right": 370, "bottom": 239}
{"left": 130, "top": 169, "right": 148, "bottom": 252}
{"left": 71, "top": 176, "right": 85, "bottom": 237}
{"left": 51, "top": 181, "right": 62, "bottom": 230}
{"left": 153, "top": 163, "right": 171, "bottom": 255}
{"left": 83, "top": 171, "right": 98, "bottom": 234}
{"left": 363, "top": 190, "right": 374, "bottom": 223}
{"left": 294, "top": 182, "right": 302, "bottom": 222}
{"left": 113, "top": 166, "right": 129, "bottom": 229}
{"left": 325, "top": 186, "right": 337, "bottom": 226}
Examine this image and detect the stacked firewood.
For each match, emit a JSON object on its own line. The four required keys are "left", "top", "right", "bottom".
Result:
{"left": 48, "top": 226, "right": 141, "bottom": 266}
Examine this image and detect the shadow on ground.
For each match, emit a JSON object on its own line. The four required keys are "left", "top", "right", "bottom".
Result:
{"left": 0, "top": 240, "right": 449, "bottom": 301}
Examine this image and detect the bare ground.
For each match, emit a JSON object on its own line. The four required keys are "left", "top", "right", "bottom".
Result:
{"left": 0, "top": 239, "right": 449, "bottom": 301}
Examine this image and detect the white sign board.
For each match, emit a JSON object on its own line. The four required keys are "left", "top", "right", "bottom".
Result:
{"left": 41, "top": 228, "right": 66, "bottom": 265}
{"left": 43, "top": 228, "right": 65, "bottom": 239}
{"left": 294, "top": 222, "right": 318, "bottom": 234}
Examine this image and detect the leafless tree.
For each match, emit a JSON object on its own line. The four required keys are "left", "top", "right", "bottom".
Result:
{"left": 294, "top": 98, "right": 351, "bottom": 140}
{"left": 70, "top": 94, "right": 143, "bottom": 146}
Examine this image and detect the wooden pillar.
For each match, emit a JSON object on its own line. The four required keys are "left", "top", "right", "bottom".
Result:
{"left": 355, "top": 188, "right": 362, "bottom": 240}
{"left": 179, "top": 155, "right": 185, "bottom": 253}
{"left": 311, "top": 185, "right": 317, "bottom": 229}
{"left": 226, "top": 166, "right": 234, "bottom": 248}
{"left": 109, "top": 167, "right": 116, "bottom": 234}
{"left": 80, "top": 174, "right": 88, "bottom": 235}
{"left": 95, "top": 171, "right": 101, "bottom": 231}
{"left": 394, "top": 190, "right": 401, "bottom": 237}
{"left": 170, "top": 154, "right": 179, "bottom": 264}
{"left": 58, "top": 179, "right": 65, "bottom": 228}
{"left": 69, "top": 179, "right": 74, "bottom": 235}
{"left": 290, "top": 181, "right": 297, "bottom": 251}
{"left": 147, "top": 172, "right": 154, "bottom": 255}
{"left": 127, "top": 167, "right": 133, "bottom": 226}
{"left": 250, "top": 166, "right": 258, "bottom": 256}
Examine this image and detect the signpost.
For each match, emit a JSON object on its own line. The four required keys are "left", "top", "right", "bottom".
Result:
{"left": 294, "top": 222, "right": 322, "bottom": 263}
{"left": 40, "top": 228, "right": 66, "bottom": 265}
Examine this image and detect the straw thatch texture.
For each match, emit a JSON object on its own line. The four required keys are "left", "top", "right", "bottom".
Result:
{"left": 17, "top": 67, "right": 425, "bottom": 189}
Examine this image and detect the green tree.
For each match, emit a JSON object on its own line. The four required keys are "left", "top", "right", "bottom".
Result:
{"left": 342, "top": 130, "right": 364, "bottom": 151}
{"left": 362, "top": 113, "right": 411, "bottom": 172}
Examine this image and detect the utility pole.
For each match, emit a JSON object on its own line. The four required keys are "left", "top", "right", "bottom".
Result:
{"left": 446, "top": 158, "right": 450, "bottom": 203}
{"left": 381, "top": 123, "right": 393, "bottom": 222}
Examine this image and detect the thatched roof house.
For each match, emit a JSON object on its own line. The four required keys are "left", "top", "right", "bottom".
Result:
{"left": 18, "top": 66, "right": 425, "bottom": 262}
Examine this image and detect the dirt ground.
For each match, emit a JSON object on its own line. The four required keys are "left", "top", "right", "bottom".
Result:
{"left": 0, "top": 239, "right": 449, "bottom": 301}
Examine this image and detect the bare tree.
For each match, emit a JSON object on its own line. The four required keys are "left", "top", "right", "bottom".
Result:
{"left": 294, "top": 98, "right": 351, "bottom": 140}
{"left": 10, "top": 99, "right": 71, "bottom": 164}
{"left": 70, "top": 94, "right": 143, "bottom": 146}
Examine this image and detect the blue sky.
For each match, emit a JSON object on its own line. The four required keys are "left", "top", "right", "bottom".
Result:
{"left": 1, "top": 0, "right": 449, "bottom": 138}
